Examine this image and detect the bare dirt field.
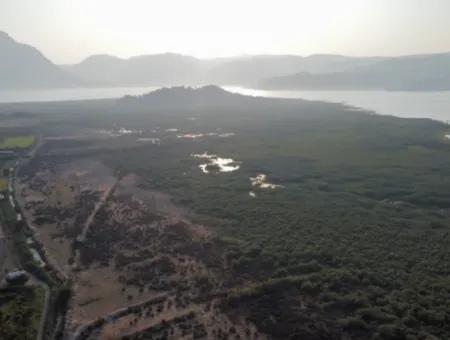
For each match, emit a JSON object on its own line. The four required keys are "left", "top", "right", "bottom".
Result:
{"left": 17, "top": 157, "right": 116, "bottom": 278}
{"left": 16, "top": 136, "right": 261, "bottom": 339}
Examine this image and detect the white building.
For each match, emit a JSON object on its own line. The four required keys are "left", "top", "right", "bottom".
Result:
{"left": 5, "top": 270, "right": 29, "bottom": 284}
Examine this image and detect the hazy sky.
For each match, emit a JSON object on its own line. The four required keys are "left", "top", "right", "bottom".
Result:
{"left": 2, "top": 0, "right": 450, "bottom": 64}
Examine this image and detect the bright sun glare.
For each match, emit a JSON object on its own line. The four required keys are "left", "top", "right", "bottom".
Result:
{"left": 3, "top": 0, "right": 449, "bottom": 63}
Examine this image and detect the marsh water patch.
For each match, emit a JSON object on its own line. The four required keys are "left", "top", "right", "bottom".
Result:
{"left": 177, "top": 133, "right": 213, "bottom": 139}
{"left": 250, "top": 174, "right": 283, "bottom": 189}
{"left": 137, "top": 137, "right": 160, "bottom": 144}
{"left": 218, "top": 132, "right": 235, "bottom": 138}
{"left": 99, "top": 127, "right": 144, "bottom": 137}
{"left": 177, "top": 132, "right": 235, "bottom": 139}
{"left": 191, "top": 153, "right": 240, "bottom": 173}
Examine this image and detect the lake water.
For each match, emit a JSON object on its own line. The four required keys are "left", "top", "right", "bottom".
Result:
{"left": 0, "top": 86, "right": 160, "bottom": 103}
{"left": 0, "top": 86, "right": 449, "bottom": 122}
{"left": 225, "top": 87, "right": 450, "bottom": 123}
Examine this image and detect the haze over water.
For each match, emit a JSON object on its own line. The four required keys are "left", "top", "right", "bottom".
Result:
{"left": 226, "top": 88, "right": 450, "bottom": 123}
{"left": 1, "top": 87, "right": 450, "bottom": 123}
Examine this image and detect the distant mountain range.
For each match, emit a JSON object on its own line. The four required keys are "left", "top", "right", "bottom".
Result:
{"left": 259, "top": 53, "right": 450, "bottom": 91}
{"left": 1, "top": 30, "right": 450, "bottom": 91}
{"left": 0, "top": 31, "right": 77, "bottom": 89}
{"left": 61, "top": 53, "right": 207, "bottom": 86}
{"left": 63, "top": 54, "right": 389, "bottom": 87}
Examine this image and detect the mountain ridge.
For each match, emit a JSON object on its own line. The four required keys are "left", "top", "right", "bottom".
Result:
{"left": 0, "top": 30, "right": 78, "bottom": 89}
{"left": 2, "top": 30, "right": 450, "bottom": 91}
{"left": 259, "top": 52, "right": 450, "bottom": 91}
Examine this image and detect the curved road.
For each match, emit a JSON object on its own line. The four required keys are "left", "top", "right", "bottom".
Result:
{"left": 8, "top": 133, "right": 58, "bottom": 340}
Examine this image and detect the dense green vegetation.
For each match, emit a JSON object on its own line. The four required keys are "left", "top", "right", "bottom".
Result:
{"left": 2, "top": 89, "right": 449, "bottom": 338}
{"left": 96, "top": 94, "right": 450, "bottom": 339}
{"left": 0, "top": 286, "right": 44, "bottom": 340}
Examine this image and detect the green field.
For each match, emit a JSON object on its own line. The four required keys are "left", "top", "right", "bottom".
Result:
{"left": 0, "top": 177, "right": 7, "bottom": 192}
{"left": 0, "top": 135, "right": 35, "bottom": 149}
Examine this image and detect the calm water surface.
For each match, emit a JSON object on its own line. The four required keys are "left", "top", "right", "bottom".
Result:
{"left": 0, "top": 87, "right": 160, "bottom": 103}
{"left": 0, "top": 86, "right": 449, "bottom": 122}
{"left": 226, "top": 87, "right": 450, "bottom": 122}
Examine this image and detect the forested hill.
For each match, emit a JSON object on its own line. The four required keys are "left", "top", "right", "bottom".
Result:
{"left": 118, "top": 86, "right": 263, "bottom": 109}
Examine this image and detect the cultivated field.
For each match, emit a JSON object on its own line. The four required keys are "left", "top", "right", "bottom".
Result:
{"left": 0, "top": 135, "right": 35, "bottom": 149}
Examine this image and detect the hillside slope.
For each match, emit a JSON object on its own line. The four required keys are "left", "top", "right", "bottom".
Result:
{"left": 0, "top": 31, "right": 77, "bottom": 89}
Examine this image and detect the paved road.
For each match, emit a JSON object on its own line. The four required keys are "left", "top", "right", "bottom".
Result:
{"left": 7, "top": 133, "right": 58, "bottom": 340}
{"left": 7, "top": 169, "right": 51, "bottom": 340}
{"left": 13, "top": 133, "right": 67, "bottom": 281}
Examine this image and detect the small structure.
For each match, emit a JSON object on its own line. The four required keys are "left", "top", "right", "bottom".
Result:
{"left": 0, "top": 150, "right": 16, "bottom": 158}
{"left": 0, "top": 193, "right": 5, "bottom": 201}
{"left": 5, "top": 270, "right": 29, "bottom": 285}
